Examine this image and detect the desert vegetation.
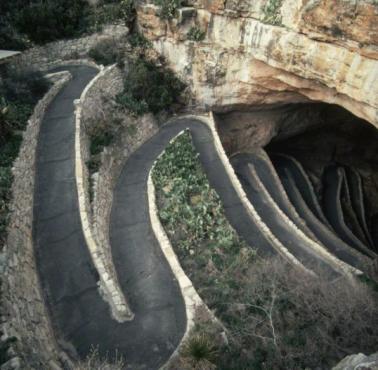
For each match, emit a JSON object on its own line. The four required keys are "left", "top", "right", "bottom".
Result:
{"left": 187, "top": 27, "right": 206, "bottom": 42}
{"left": 0, "top": 65, "right": 49, "bottom": 241}
{"left": 154, "top": 0, "right": 182, "bottom": 19}
{"left": 0, "top": 0, "right": 134, "bottom": 48}
{"left": 153, "top": 132, "right": 378, "bottom": 369}
{"left": 76, "top": 347, "right": 125, "bottom": 370}
{"left": 116, "top": 57, "right": 185, "bottom": 115}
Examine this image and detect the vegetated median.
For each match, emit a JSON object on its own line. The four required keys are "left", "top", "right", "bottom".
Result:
{"left": 152, "top": 131, "right": 378, "bottom": 370}
{"left": 86, "top": 34, "right": 185, "bottom": 183}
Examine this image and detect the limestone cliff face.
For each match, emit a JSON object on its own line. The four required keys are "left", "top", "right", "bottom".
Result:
{"left": 136, "top": 0, "right": 378, "bottom": 128}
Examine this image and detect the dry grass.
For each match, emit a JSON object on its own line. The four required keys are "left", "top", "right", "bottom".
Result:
{"left": 75, "top": 348, "right": 125, "bottom": 370}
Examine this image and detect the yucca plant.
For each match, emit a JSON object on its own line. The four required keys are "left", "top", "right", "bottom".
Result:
{"left": 181, "top": 333, "right": 219, "bottom": 369}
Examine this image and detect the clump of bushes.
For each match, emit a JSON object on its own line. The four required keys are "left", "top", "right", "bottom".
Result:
{"left": 0, "top": 0, "right": 134, "bottom": 48}
{"left": 262, "top": 0, "right": 283, "bottom": 26}
{"left": 153, "top": 131, "right": 248, "bottom": 260}
{"left": 88, "top": 38, "right": 125, "bottom": 66}
{"left": 119, "top": 0, "right": 136, "bottom": 28}
{"left": 0, "top": 66, "right": 49, "bottom": 241}
{"left": 76, "top": 347, "right": 125, "bottom": 370}
{"left": 88, "top": 0, "right": 136, "bottom": 32}
{"left": 153, "top": 132, "right": 378, "bottom": 369}
{"left": 181, "top": 333, "right": 219, "bottom": 369}
{"left": 14, "top": 0, "right": 91, "bottom": 44}
{"left": 154, "top": 0, "right": 182, "bottom": 19}
{"left": 128, "top": 33, "right": 152, "bottom": 49}
{"left": 116, "top": 58, "right": 185, "bottom": 115}
{"left": 86, "top": 125, "right": 115, "bottom": 176}
{"left": 187, "top": 26, "right": 206, "bottom": 42}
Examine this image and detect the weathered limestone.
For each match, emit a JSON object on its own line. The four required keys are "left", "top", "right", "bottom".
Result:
{"left": 137, "top": 1, "right": 378, "bottom": 127}
{"left": 332, "top": 351, "right": 378, "bottom": 370}
{"left": 0, "top": 72, "right": 72, "bottom": 370}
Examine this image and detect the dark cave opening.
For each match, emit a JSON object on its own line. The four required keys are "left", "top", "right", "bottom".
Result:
{"left": 215, "top": 102, "right": 378, "bottom": 249}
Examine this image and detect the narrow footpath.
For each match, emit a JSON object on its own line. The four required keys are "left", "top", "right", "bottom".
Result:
{"left": 33, "top": 66, "right": 275, "bottom": 368}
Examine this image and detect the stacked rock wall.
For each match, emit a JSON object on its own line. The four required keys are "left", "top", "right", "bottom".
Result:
{"left": 0, "top": 72, "right": 72, "bottom": 370}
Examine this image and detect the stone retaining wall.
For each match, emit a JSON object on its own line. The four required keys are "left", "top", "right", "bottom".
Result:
{"left": 75, "top": 64, "right": 134, "bottom": 322}
{"left": 0, "top": 72, "right": 72, "bottom": 370}
{"left": 147, "top": 129, "right": 220, "bottom": 369}
{"left": 78, "top": 63, "right": 159, "bottom": 321}
{"left": 17, "top": 25, "right": 128, "bottom": 71}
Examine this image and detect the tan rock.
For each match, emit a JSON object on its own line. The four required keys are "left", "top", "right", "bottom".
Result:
{"left": 137, "top": 2, "right": 378, "bottom": 128}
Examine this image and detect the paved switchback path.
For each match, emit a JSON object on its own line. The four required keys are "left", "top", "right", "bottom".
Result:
{"left": 33, "top": 65, "right": 276, "bottom": 368}
{"left": 33, "top": 65, "right": 186, "bottom": 369}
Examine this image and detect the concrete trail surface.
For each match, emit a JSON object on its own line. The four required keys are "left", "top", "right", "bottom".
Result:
{"left": 33, "top": 65, "right": 279, "bottom": 368}
{"left": 33, "top": 65, "right": 187, "bottom": 369}
{"left": 33, "top": 65, "right": 372, "bottom": 369}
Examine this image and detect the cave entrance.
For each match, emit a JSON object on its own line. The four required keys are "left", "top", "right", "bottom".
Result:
{"left": 215, "top": 102, "right": 378, "bottom": 250}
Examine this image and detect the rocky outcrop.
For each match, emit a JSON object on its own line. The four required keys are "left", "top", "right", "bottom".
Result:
{"left": 136, "top": 0, "right": 378, "bottom": 128}
{"left": 332, "top": 352, "right": 378, "bottom": 370}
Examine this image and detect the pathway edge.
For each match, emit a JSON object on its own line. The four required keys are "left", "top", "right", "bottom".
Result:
{"left": 74, "top": 64, "right": 134, "bottom": 322}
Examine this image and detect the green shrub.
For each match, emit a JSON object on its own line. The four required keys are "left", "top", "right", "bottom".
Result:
{"left": 0, "top": 66, "right": 49, "bottom": 244}
{"left": 0, "top": 66, "right": 50, "bottom": 104}
{"left": 128, "top": 33, "right": 152, "bottom": 49}
{"left": 120, "top": 0, "right": 136, "bottom": 28}
{"left": 87, "top": 0, "right": 135, "bottom": 32}
{"left": 90, "top": 131, "right": 115, "bottom": 156}
{"left": 187, "top": 26, "right": 206, "bottom": 42}
{"left": 154, "top": 0, "right": 181, "bottom": 19}
{"left": 0, "top": 66, "right": 49, "bottom": 140}
{"left": 153, "top": 132, "right": 244, "bottom": 256}
{"left": 1, "top": 0, "right": 130, "bottom": 47}
{"left": 116, "top": 58, "right": 185, "bottom": 115}
{"left": 116, "top": 92, "right": 149, "bottom": 115}
{"left": 181, "top": 333, "right": 219, "bottom": 367}
{"left": 153, "top": 132, "right": 378, "bottom": 369}
{"left": 126, "top": 123, "right": 137, "bottom": 137}
{"left": 262, "top": 0, "right": 283, "bottom": 26}
{"left": 14, "top": 0, "right": 91, "bottom": 44}
{"left": 88, "top": 38, "right": 124, "bottom": 66}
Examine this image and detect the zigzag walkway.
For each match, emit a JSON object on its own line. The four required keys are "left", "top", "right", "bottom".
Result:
{"left": 33, "top": 65, "right": 278, "bottom": 368}
{"left": 322, "top": 165, "right": 376, "bottom": 258}
{"left": 33, "top": 65, "right": 373, "bottom": 368}
{"left": 269, "top": 154, "right": 376, "bottom": 262}
{"left": 231, "top": 153, "right": 359, "bottom": 276}
{"left": 34, "top": 66, "right": 185, "bottom": 369}
{"left": 343, "top": 167, "right": 376, "bottom": 250}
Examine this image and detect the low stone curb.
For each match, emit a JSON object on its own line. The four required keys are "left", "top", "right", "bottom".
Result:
{"left": 326, "top": 167, "right": 375, "bottom": 259}
{"left": 247, "top": 163, "right": 362, "bottom": 276}
{"left": 251, "top": 149, "right": 320, "bottom": 244}
{"left": 278, "top": 153, "right": 333, "bottom": 229}
{"left": 200, "top": 113, "right": 312, "bottom": 273}
{"left": 147, "top": 129, "right": 222, "bottom": 370}
{"left": 74, "top": 64, "right": 134, "bottom": 322}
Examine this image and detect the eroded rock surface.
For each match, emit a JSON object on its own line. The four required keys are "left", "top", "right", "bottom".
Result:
{"left": 136, "top": 0, "right": 378, "bottom": 127}
{"left": 332, "top": 352, "right": 378, "bottom": 370}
